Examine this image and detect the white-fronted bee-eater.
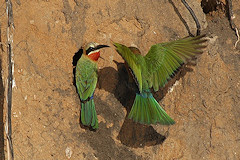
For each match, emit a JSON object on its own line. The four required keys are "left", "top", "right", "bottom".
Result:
{"left": 75, "top": 42, "right": 109, "bottom": 129}
{"left": 114, "top": 35, "right": 207, "bottom": 125}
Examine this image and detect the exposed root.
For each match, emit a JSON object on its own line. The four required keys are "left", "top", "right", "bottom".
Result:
{"left": 234, "top": 27, "right": 239, "bottom": 48}
{"left": 227, "top": 0, "right": 239, "bottom": 48}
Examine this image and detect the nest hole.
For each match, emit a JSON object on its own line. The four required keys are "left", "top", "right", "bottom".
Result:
{"left": 201, "top": 0, "right": 226, "bottom": 14}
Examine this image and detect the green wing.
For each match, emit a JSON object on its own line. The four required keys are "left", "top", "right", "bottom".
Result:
{"left": 75, "top": 56, "right": 98, "bottom": 100}
{"left": 144, "top": 35, "right": 207, "bottom": 91}
{"left": 114, "top": 43, "right": 145, "bottom": 92}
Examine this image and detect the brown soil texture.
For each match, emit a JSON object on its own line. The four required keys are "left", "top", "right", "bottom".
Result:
{"left": 0, "top": 0, "right": 240, "bottom": 160}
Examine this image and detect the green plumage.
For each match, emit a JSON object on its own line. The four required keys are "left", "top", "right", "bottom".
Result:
{"left": 129, "top": 90, "right": 175, "bottom": 125}
{"left": 114, "top": 35, "right": 206, "bottom": 125}
{"left": 80, "top": 99, "right": 98, "bottom": 129}
{"left": 76, "top": 55, "right": 98, "bottom": 129}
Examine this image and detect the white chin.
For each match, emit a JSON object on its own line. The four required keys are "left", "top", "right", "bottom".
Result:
{"left": 88, "top": 50, "right": 99, "bottom": 55}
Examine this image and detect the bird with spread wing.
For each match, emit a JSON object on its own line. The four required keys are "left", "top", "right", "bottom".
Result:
{"left": 114, "top": 35, "right": 207, "bottom": 125}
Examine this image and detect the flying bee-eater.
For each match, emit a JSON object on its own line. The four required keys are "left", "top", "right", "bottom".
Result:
{"left": 75, "top": 42, "right": 109, "bottom": 129}
{"left": 114, "top": 35, "right": 207, "bottom": 125}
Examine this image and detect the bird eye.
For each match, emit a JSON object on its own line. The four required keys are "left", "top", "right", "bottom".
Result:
{"left": 86, "top": 47, "right": 95, "bottom": 55}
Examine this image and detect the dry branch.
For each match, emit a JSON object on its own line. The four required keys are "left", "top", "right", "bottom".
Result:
{"left": 5, "top": 0, "right": 14, "bottom": 160}
{"left": 181, "top": 0, "right": 201, "bottom": 36}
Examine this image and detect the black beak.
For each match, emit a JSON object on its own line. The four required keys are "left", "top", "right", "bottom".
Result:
{"left": 95, "top": 44, "right": 110, "bottom": 50}
{"left": 86, "top": 44, "right": 109, "bottom": 55}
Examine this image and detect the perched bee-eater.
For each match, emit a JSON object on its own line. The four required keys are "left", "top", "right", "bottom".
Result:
{"left": 75, "top": 42, "right": 109, "bottom": 129}
{"left": 114, "top": 35, "right": 207, "bottom": 125}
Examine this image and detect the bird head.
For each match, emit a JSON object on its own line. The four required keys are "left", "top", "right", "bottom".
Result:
{"left": 84, "top": 42, "right": 109, "bottom": 61}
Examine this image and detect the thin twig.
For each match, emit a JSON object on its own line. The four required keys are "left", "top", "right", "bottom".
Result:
{"left": 181, "top": 0, "right": 201, "bottom": 36}
{"left": 169, "top": 0, "right": 194, "bottom": 37}
{"left": 5, "top": 0, "right": 14, "bottom": 160}
{"left": 227, "top": 0, "right": 239, "bottom": 48}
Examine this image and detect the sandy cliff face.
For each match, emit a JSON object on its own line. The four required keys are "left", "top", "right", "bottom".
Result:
{"left": 0, "top": 0, "right": 239, "bottom": 159}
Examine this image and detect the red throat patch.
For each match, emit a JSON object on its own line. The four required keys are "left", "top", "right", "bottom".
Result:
{"left": 88, "top": 51, "right": 100, "bottom": 61}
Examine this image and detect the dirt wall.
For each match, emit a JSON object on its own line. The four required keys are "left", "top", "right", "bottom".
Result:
{"left": 0, "top": 0, "right": 239, "bottom": 160}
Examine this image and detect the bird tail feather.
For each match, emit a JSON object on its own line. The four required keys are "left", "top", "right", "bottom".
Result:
{"left": 81, "top": 99, "right": 98, "bottom": 129}
{"left": 128, "top": 92, "right": 175, "bottom": 125}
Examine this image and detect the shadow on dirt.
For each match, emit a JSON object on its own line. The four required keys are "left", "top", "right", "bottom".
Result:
{"left": 108, "top": 62, "right": 167, "bottom": 148}
{"left": 99, "top": 59, "right": 197, "bottom": 148}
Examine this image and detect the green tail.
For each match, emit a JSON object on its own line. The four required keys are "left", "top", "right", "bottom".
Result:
{"left": 128, "top": 91, "right": 175, "bottom": 125}
{"left": 81, "top": 99, "right": 98, "bottom": 129}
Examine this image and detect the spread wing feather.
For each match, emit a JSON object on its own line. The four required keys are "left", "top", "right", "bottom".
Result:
{"left": 114, "top": 43, "right": 145, "bottom": 92}
{"left": 114, "top": 35, "right": 207, "bottom": 92}
{"left": 144, "top": 35, "right": 207, "bottom": 91}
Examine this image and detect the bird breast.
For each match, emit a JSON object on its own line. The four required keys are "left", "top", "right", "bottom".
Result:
{"left": 88, "top": 51, "right": 100, "bottom": 61}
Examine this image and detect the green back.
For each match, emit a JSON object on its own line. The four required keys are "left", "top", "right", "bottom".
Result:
{"left": 75, "top": 55, "right": 98, "bottom": 100}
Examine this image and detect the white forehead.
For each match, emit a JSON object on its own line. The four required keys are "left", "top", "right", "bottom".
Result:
{"left": 86, "top": 42, "right": 99, "bottom": 49}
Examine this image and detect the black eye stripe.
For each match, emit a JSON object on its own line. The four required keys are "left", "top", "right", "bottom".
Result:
{"left": 86, "top": 47, "right": 95, "bottom": 55}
